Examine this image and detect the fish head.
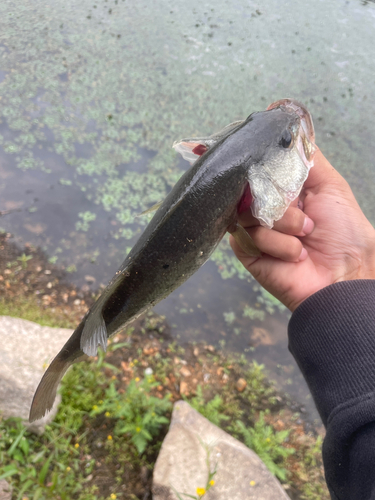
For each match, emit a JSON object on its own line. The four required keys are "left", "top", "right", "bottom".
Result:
{"left": 245, "top": 99, "right": 317, "bottom": 228}
{"left": 267, "top": 98, "right": 316, "bottom": 165}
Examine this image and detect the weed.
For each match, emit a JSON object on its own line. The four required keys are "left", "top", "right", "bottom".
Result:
{"left": 66, "top": 264, "right": 77, "bottom": 273}
{"left": 236, "top": 411, "right": 295, "bottom": 481}
{"left": 223, "top": 311, "right": 236, "bottom": 325}
{"left": 243, "top": 361, "right": 278, "bottom": 411}
{"left": 91, "top": 376, "right": 171, "bottom": 454}
{"left": 17, "top": 253, "right": 33, "bottom": 269}
{"left": 186, "top": 386, "right": 230, "bottom": 427}
{"left": 75, "top": 211, "right": 97, "bottom": 232}
{"left": 172, "top": 439, "right": 217, "bottom": 500}
{"left": 0, "top": 416, "right": 98, "bottom": 500}
{"left": 243, "top": 305, "right": 265, "bottom": 321}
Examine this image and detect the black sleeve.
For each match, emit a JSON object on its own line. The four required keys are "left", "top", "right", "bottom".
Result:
{"left": 288, "top": 280, "right": 375, "bottom": 500}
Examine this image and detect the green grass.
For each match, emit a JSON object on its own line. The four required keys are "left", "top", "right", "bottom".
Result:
{"left": 185, "top": 385, "right": 230, "bottom": 427}
{"left": 236, "top": 411, "right": 295, "bottom": 481}
{"left": 0, "top": 296, "right": 75, "bottom": 329}
{"left": 0, "top": 343, "right": 172, "bottom": 500}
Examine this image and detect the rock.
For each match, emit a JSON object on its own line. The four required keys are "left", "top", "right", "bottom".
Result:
{"left": 179, "top": 366, "right": 192, "bottom": 378}
{"left": 179, "top": 381, "right": 189, "bottom": 396}
{"left": 0, "top": 480, "right": 12, "bottom": 500}
{"left": 152, "top": 401, "right": 290, "bottom": 500}
{"left": 0, "top": 316, "right": 73, "bottom": 434}
{"left": 235, "top": 378, "right": 247, "bottom": 392}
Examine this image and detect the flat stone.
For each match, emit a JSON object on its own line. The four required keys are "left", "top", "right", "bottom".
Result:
{"left": 0, "top": 479, "right": 12, "bottom": 500}
{"left": 0, "top": 316, "right": 73, "bottom": 434}
{"left": 152, "top": 401, "right": 290, "bottom": 500}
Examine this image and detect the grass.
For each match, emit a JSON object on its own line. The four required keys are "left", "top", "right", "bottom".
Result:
{"left": 236, "top": 411, "right": 295, "bottom": 481}
{"left": 0, "top": 293, "right": 329, "bottom": 499}
{"left": 0, "top": 295, "right": 76, "bottom": 329}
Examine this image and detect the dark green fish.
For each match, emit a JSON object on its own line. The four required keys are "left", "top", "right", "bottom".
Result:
{"left": 29, "top": 98, "right": 315, "bottom": 422}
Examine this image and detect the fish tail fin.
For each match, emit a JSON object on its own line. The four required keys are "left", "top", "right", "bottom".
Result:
{"left": 29, "top": 355, "right": 72, "bottom": 422}
{"left": 29, "top": 319, "right": 87, "bottom": 423}
{"left": 80, "top": 300, "right": 108, "bottom": 357}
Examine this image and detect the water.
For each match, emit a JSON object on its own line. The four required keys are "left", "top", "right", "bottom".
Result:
{"left": 1, "top": 0, "right": 375, "bottom": 422}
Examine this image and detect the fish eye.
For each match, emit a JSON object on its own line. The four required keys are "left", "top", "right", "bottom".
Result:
{"left": 280, "top": 130, "right": 293, "bottom": 148}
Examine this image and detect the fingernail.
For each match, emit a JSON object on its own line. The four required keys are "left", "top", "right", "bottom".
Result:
{"left": 302, "top": 216, "right": 314, "bottom": 235}
{"left": 299, "top": 247, "right": 308, "bottom": 261}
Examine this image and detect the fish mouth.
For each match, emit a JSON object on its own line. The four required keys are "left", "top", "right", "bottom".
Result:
{"left": 267, "top": 98, "right": 317, "bottom": 168}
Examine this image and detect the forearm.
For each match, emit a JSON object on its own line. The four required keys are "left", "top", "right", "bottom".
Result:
{"left": 288, "top": 280, "right": 375, "bottom": 499}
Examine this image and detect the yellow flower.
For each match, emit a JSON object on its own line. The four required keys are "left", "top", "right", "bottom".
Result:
{"left": 266, "top": 438, "right": 271, "bottom": 443}
{"left": 107, "top": 435, "right": 113, "bottom": 440}
{"left": 105, "top": 411, "right": 111, "bottom": 417}
{"left": 66, "top": 466, "right": 71, "bottom": 472}
{"left": 92, "top": 405, "right": 98, "bottom": 410}
{"left": 74, "top": 443, "right": 79, "bottom": 449}
{"left": 111, "top": 375, "right": 117, "bottom": 380}
{"left": 250, "top": 480, "right": 256, "bottom": 487}
{"left": 196, "top": 487, "right": 206, "bottom": 496}
{"left": 135, "top": 377, "right": 140, "bottom": 382}
{"left": 135, "top": 427, "right": 141, "bottom": 433}
{"left": 110, "top": 494, "right": 117, "bottom": 499}
{"left": 209, "top": 480, "right": 215, "bottom": 486}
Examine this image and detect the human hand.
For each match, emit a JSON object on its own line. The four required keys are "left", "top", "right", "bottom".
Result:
{"left": 230, "top": 149, "right": 375, "bottom": 311}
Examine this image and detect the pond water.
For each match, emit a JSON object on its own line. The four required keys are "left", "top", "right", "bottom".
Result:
{"left": 1, "top": 0, "right": 375, "bottom": 423}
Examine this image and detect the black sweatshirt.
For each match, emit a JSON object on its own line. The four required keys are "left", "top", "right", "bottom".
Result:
{"left": 288, "top": 280, "right": 375, "bottom": 500}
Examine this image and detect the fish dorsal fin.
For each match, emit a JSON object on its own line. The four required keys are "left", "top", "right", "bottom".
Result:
{"left": 80, "top": 303, "right": 108, "bottom": 356}
{"left": 173, "top": 119, "right": 244, "bottom": 165}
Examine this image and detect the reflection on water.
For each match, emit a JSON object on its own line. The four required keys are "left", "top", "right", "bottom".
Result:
{"left": 1, "top": 0, "right": 375, "bottom": 422}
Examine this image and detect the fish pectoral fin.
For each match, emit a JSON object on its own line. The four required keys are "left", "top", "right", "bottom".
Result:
{"left": 229, "top": 223, "right": 261, "bottom": 257}
{"left": 136, "top": 200, "right": 163, "bottom": 217}
{"left": 80, "top": 306, "right": 108, "bottom": 357}
{"left": 173, "top": 119, "right": 245, "bottom": 165}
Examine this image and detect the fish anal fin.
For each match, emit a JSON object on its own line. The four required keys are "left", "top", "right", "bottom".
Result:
{"left": 80, "top": 308, "right": 108, "bottom": 357}
{"left": 229, "top": 223, "right": 261, "bottom": 257}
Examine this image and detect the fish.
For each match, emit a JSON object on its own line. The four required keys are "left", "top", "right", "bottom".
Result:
{"left": 29, "top": 98, "right": 316, "bottom": 422}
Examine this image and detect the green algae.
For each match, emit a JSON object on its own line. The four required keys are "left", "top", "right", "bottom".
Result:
{"left": 1, "top": 0, "right": 375, "bottom": 288}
